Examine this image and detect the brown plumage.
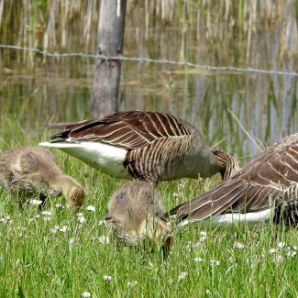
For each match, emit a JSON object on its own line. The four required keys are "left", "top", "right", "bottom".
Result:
{"left": 168, "top": 133, "right": 298, "bottom": 226}
{"left": 273, "top": 200, "right": 298, "bottom": 227}
{"left": 40, "top": 111, "right": 238, "bottom": 182}
{"left": 105, "top": 181, "right": 172, "bottom": 251}
{"left": 0, "top": 147, "right": 85, "bottom": 211}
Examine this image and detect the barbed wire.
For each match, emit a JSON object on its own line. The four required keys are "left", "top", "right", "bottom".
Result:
{"left": 1, "top": 44, "right": 298, "bottom": 77}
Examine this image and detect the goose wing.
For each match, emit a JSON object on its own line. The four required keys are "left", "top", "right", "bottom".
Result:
{"left": 48, "top": 111, "right": 196, "bottom": 150}
{"left": 169, "top": 133, "right": 298, "bottom": 223}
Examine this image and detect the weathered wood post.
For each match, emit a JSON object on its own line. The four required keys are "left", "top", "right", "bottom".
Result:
{"left": 91, "top": 0, "right": 127, "bottom": 117}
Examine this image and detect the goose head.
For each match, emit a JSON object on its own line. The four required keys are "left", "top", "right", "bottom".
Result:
{"left": 138, "top": 216, "right": 173, "bottom": 257}
{"left": 211, "top": 150, "right": 240, "bottom": 179}
{"left": 50, "top": 175, "right": 86, "bottom": 211}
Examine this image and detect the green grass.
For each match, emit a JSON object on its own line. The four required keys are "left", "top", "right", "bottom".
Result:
{"left": 1, "top": 118, "right": 298, "bottom": 298}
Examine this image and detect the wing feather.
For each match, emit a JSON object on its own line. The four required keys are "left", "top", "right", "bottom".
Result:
{"left": 48, "top": 111, "right": 196, "bottom": 150}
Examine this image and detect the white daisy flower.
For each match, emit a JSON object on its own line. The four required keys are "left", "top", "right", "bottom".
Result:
{"left": 77, "top": 213, "right": 86, "bottom": 224}
{"left": 233, "top": 241, "right": 245, "bottom": 249}
{"left": 228, "top": 256, "right": 236, "bottom": 263}
{"left": 127, "top": 281, "right": 138, "bottom": 287}
{"left": 210, "top": 259, "right": 220, "bottom": 266}
{"left": 268, "top": 248, "right": 277, "bottom": 254}
{"left": 103, "top": 275, "right": 112, "bottom": 281}
{"left": 59, "top": 225, "right": 68, "bottom": 233}
{"left": 50, "top": 225, "right": 59, "bottom": 233}
{"left": 41, "top": 211, "right": 52, "bottom": 217}
{"left": 86, "top": 205, "right": 96, "bottom": 212}
{"left": 286, "top": 251, "right": 296, "bottom": 257}
{"left": 194, "top": 257, "right": 203, "bottom": 263}
{"left": 29, "top": 199, "right": 43, "bottom": 206}
{"left": 178, "top": 272, "right": 188, "bottom": 280}
{"left": 277, "top": 242, "right": 286, "bottom": 248}
{"left": 99, "top": 236, "right": 110, "bottom": 244}
{"left": 200, "top": 231, "right": 207, "bottom": 237}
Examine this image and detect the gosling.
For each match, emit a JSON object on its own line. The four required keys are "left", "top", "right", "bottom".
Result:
{"left": 0, "top": 147, "right": 85, "bottom": 211}
{"left": 105, "top": 181, "right": 173, "bottom": 254}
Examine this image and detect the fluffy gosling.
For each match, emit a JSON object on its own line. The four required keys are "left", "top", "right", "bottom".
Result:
{"left": 0, "top": 147, "right": 85, "bottom": 211}
{"left": 105, "top": 181, "right": 173, "bottom": 253}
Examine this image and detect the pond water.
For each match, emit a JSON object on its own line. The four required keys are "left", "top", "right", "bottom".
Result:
{"left": 0, "top": 1, "right": 297, "bottom": 161}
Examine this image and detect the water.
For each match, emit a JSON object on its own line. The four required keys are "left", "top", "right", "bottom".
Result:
{"left": 0, "top": 1, "right": 297, "bottom": 161}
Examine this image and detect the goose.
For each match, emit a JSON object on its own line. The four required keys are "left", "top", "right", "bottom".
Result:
{"left": 40, "top": 111, "right": 238, "bottom": 182}
{"left": 105, "top": 181, "right": 172, "bottom": 253}
{"left": 167, "top": 133, "right": 298, "bottom": 228}
{"left": 0, "top": 147, "right": 85, "bottom": 211}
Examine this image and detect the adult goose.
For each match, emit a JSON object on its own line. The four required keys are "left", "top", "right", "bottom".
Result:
{"left": 0, "top": 147, "right": 85, "bottom": 211}
{"left": 168, "top": 133, "right": 298, "bottom": 228}
{"left": 40, "top": 111, "right": 238, "bottom": 182}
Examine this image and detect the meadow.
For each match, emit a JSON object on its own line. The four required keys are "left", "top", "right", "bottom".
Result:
{"left": 0, "top": 114, "right": 298, "bottom": 298}
{"left": 0, "top": 0, "right": 297, "bottom": 296}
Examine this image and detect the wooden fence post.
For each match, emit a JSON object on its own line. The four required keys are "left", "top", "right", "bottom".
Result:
{"left": 91, "top": 0, "right": 127, "bottom": 117}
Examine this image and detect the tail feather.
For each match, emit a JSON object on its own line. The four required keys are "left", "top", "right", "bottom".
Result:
{"left": 49, "top": 130, "right": 72, "bottom": 143}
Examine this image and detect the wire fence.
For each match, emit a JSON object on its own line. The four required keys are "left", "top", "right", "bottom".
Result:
{"left": 1, "top": 44, "right": 298, "bottom": 77}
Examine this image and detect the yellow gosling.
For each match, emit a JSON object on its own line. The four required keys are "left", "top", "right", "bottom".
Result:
{"left": 0, "top": 147, "right": 85, "bottom": 210}
{"left": 105, "top": 181, "right": 173, "bottom": 253}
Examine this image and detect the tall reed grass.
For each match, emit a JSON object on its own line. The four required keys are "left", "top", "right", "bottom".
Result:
{"left": 0, "top": 0, "right": 297, "bottom": 63}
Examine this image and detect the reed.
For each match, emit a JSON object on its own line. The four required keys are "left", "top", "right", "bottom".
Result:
{"left": 0, "top": 0, "right": 297, "bottom": 63}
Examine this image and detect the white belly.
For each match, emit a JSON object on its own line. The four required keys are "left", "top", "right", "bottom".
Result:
{"left": 40, "top": 141, "right": 130, "bottom": 178}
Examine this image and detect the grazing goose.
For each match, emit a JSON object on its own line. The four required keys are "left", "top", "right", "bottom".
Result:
{"left": 167, "top": 133, "right": 298, "bottom": 228}
{"left": 105, "top": 181, "right": 172, "bottom": 253}
{"left": 40, "top": 111, "right": 238, "bottom": 182}
{"left": 0, "top": 147, "right": 85, "bottom": 211}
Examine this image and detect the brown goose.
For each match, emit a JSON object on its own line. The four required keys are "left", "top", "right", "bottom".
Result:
{"left": 105, "top": 181, "right": 172, "bottom": 251}
{"left": 40, "top": 111, "right": 238, "bottom": 182}
{"left": 0, "top": 147, "right": 85, "bottom": 211}
{"left": 168, "top": 133, "right": 298, "bottom": 227}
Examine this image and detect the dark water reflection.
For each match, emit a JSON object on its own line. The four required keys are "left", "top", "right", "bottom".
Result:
{"left": 0, "top": 7, "right": 297, "bottom": 161}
